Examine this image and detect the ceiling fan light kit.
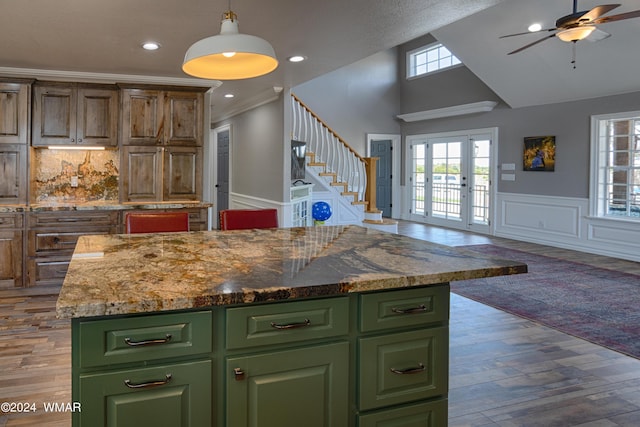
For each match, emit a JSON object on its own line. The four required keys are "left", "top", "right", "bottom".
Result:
{"left": 556, "top": 24, "right": 596, "bottom": 42}
{"left": 501, "top": 1, "right": 640, "bottom": 58}
{"left": 182, "top": 10, "right": 278, "bottom": 80}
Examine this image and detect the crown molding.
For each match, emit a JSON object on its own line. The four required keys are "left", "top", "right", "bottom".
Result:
{"left": 0, "top": 66, "right": 222, "bottom": 88}
{"left": 397, "top": 100, "right": 498, "bottom": 122}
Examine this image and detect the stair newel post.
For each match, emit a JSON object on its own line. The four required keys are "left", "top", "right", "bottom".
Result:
{"left": 364, "top": 157, "right": 379, "bottom": 213}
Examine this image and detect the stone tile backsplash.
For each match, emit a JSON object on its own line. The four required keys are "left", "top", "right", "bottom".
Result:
{"left": 32, "top": 149, "right": 119, "bottom": 203}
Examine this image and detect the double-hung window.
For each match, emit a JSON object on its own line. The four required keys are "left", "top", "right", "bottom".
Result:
{"left": 407, "top": 43, "right": 461, "bottom": 79}
{"left": 591, "top": 112, "right": 640, "bottom": 220}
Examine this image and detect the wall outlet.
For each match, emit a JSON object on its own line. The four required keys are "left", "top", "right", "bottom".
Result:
{"left": 71, "top": 176, "right": 79, "bottom": 188}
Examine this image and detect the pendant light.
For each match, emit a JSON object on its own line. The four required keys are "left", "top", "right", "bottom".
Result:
{"left": 182, "top": 3, "right": 278, "bottom": 80}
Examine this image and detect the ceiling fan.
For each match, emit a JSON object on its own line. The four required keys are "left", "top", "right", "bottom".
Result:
{"left": 501, "top": 0, "right": 640, "bottom": 56}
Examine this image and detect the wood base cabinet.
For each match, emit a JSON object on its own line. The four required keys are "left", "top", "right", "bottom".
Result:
{"left": 72, "top": 285, "right": 450, "bottom": 426}
{"left": 27, "top": 211, "right": 118, "bottom": 287}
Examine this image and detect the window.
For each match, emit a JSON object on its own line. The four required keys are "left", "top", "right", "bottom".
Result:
{"left": 407, "top": 43, "right": 461, "bottom": 79}
{"left": 591, "top": 112, "right": 640, "bottom": 220}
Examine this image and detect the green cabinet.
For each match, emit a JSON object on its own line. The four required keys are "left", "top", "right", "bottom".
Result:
{"left": 226, "top": 342, "right": 349, "bottom": 427}
{"left": 72, "top": 285, "right": 450, "bottom": 426}
{"left": 358, "top": 400, "right": 448, "bottom": 427}
{"left": 72, "top": 311, "right": 213, "bottom": 427}
{"left": 78, "top": 360, "right": 211, "bottom": 427}
{"left": 359, "top": 328, "right": 448, "bottom": 410}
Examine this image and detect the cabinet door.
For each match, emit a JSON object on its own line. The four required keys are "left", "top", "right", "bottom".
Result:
{"left": 0, "top": 229, "right": 23, "bottom": 289}
{"left": 121, "top": 89, "right": 164, "bottom": 145}
{"left": 227, "top": 342, "right": 349, "bottom": 427}
{"left": 122, "top": 146, "right": 163, "bottom": 202}
{"left": 77, "top": 360, "right": 211, "bottom": 427}
{"left": 163, "top": 146, "right": 201, "bottom": 201}
{"left": 0, "top": 144, "right": 27, "bottom": 204}
{"left": 76, "top": 87, "right": 118, "bottom": 147}
{"left": 0, "top": 82, "right": 29, "bottom": 145}
{"left": 164, "top": 91, "right": 203, "bottom": 146}
{"left": 32, "top": 85, "right": 76, "bottom": 146}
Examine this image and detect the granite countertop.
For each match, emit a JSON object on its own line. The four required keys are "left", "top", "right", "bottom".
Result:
{"left": 0, "top": 201, "right": 212, "bottom": 213}
{"left": 56, "top": 225, "right": 527, "bottom": 319}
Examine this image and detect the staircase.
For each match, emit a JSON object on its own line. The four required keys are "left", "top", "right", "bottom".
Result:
{"left": 291, "top": 94, "right": 397, "bottom": 233}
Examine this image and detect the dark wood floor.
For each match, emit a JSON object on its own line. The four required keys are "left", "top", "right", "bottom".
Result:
{"left": 1, "top": 221, "right": 639, "bottom": 426}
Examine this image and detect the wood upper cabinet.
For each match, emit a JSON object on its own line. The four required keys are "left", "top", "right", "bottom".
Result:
{"left": 121, "top": 88, "right": 204, "bottom": 146}
{"left": 0, "top": 81, "right": 30, "bottom": 145}
{"left": 121, "top": 146, "right": 202, "bottom": 202}
{"left": 0, "top": 144, "right": 27, "bottom": 204}
{"left": 32, "top": 83, "right": 118, "bottom": 147}
{"left": 120, "top": 86, "right": 205, "bottom": 202}
{"left": 0, "top": 81, "right": 30, "bottom": 206}
{"left": 0, "top": 214, "right": 23, "bottom": 289}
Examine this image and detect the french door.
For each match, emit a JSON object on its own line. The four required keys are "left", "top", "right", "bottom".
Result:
{"left": 408, "top": 129, "right": 495, "bottom": 233}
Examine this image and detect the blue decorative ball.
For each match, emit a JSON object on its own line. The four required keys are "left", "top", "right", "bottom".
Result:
{"left": 312, "top": 201, "right": 332, "bottom": 221}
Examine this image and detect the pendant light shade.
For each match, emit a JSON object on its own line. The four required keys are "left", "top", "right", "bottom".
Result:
{"left": 183, "top": 11, "right": 278, "bottom": 80}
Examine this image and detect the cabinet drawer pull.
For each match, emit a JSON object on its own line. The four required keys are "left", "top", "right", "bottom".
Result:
{"left": 124, "top": 373, "right": 172, "bottom": 389}
{"left": 391, "top": 304, "right": 427, "bottom": 314}
{"left": 270, "top": 318, "right": 310, "bottom": 330}
{"left": 124, "top": 334, "right": 172, "bottom": 346}
{"left": 389, "top": 363, "right": 425, "bottom": 375}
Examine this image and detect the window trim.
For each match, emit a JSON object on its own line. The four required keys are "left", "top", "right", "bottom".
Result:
{"left": 406, "top": 42, "right": 462, "bottom": 80}
{"left": 589, "top": 110, "right": 640, "bottom": 221}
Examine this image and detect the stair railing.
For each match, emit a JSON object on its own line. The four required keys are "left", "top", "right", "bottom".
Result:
{"left": 291, "top": 93, "right": 369, "bottom": 205}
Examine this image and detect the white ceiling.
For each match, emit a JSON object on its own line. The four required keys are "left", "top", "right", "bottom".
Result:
{"left": 0, "top": 0, "right": 502, "bottom": 114}
{"left": 433, "top": 0, "right": 640, "bottom": 108}
{"left": 2, "top": 0, "right": 639, "bottom": 113}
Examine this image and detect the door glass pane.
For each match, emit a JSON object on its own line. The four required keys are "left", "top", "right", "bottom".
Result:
{"left": 431, "top": 141, "right": 461, "bottom": 221}
{"left": 411, "top": 144, "right": 425, "bottom": 215}
{"left": 472, "top": 139, "right": 491, "bottom": 225}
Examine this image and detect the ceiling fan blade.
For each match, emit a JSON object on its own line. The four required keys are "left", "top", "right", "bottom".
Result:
{"left": 508, "top": 33, "right": 556, "bottom": 55}
{"left": 579, "top": 4, "right": 621, "bottom": 22}
{"left": 592, "top": 9, "right": 640, "bottom": 24}
{"left": 586, "top": 28, "right": 611, "bottom": 42}
{"left": 500, "top": 28, "right": 556, "bottom": 38}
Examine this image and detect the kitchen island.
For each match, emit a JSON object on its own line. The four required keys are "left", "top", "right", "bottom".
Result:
{"left": 57, "top": 225, "right": 527, "bottom": 427}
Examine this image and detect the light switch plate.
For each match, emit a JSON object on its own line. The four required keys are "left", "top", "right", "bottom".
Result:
{"left": 501, "top": 173, "right": 516, "bottom": 181}
{"left": 502, "top": 163, "right": 516, "bottom": 171}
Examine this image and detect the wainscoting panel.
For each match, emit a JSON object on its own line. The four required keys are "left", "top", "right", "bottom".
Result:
{"left": 229, "top": 192, "right": 284, "bottom": 225}
{"left": 499, "top": 193, "right": 583, "bottom": 239}
{"left": 495, "top": 193, "right": 640, "bottom": 262}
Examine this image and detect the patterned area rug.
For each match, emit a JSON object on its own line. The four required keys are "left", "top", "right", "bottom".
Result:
{"left": 451, "top": 245, "right": 640, "bottom": 359}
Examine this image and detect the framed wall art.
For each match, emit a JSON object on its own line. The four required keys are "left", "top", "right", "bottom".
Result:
{"left": 523, "top": 136, "right": 555, "bottom": 171}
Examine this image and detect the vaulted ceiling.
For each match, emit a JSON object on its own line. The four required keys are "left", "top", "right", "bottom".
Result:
{"left": 2, "top": 0, "right": 639, "bottom": 114}
{"left": 434, "top": 0, "right": 640, "bottom": 108}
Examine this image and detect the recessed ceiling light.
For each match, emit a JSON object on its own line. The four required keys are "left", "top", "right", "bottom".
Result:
{"left": 142, "top": 42, "right": 161, "bottom": 51}
{"left": 528, "top": 23, "right": 542, "bottom": 32}
{"left": 224, "top": 93, "right": 234, "bottom": 98}
{"left": 288, "top": 55, "right": 306, "bottom": 63}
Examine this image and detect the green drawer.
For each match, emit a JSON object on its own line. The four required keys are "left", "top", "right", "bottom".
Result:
{"left": 78, "top": 311, "right": 212, "bottom": 368}
{"left": 358, "top": 399, "right": 448, "bottom": 427}
{"left": 225, "top": 297, "right": 349, "bottom": 350}
{"left": 359, "top": 285, "right": 449, "bottom": 333}
{"left": 359, "top": 327, "right": 448, "bottom": 411}
{"left": 77, "top": 359, "right": 211, "bottom": 427}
